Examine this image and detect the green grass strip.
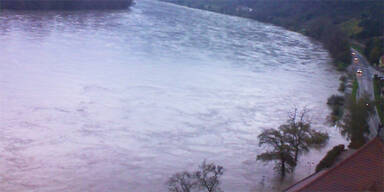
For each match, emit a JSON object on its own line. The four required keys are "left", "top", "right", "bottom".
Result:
{"left": 373, "top": 78, "right": 384, "bottom": 123}
{"left": 352, "top": 78, "right": 358, "bottom": 101}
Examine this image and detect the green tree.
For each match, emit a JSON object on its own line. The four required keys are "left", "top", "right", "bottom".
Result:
{"left": 341, "top": 95, "right": 374, "bottom": 149}
{"left": 365, "top": 38, "right": 384, "bottom": 64}
{"left": 282, "top": 108, "right": 329, "bottom": 163}
{"left": 257, "top": 127, "right": 296, "bottom": 178}
{"left": 369, "top": 46, "right": 381, "bottom": 65}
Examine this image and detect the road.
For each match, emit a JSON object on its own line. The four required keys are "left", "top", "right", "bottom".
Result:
{"left": 352, "top": 49, "right": 382, "bottom": 139}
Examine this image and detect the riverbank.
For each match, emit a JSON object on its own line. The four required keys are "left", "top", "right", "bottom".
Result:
{"left": 0, "top": 0, "right": 133, "bottom": 10}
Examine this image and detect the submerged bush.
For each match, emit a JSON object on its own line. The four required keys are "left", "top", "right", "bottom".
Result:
{"left": 315, "top": 144, "right": 345, "bottom": 172}
{"left": 327, "top": 95, "right": 345, "bottom": 124}
{"left": 327, "top": 95, "right": 345, "bottom": 106}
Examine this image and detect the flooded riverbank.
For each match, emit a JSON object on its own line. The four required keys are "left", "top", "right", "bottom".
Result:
{"left": 0, "top": 0, "right": 346, "bottom": 191}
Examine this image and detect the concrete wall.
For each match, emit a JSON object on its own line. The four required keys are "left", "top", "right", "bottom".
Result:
{"left": 0, "top": 0, "right": 133, "bottom": 10}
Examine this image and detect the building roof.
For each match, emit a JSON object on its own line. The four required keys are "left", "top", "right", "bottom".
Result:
{"left": 285, "top": 137, "right": 384, "bottom": 192}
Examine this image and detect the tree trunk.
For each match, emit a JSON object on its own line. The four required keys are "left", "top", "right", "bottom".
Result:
{"left": 294, "top": 148, "right": 299, "bottom": 163}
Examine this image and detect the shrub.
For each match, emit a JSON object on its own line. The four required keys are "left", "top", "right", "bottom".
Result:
{"left": 339, "top": 75, "right": 347, "bottom": 83}
{"left": 327, "top": 95, "right": 345, "bottom": 125}
{"left": 327, "top": 95, "right": 345, "bottom": 106}
{"left": 315, "top": 145, "right": 345, "bottom": 172}
{"left": 338, "top": 82, "right": 346, "bottom": 92}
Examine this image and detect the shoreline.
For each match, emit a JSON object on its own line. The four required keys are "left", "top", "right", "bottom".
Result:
{"left": 0, "top": 0, "right": 133, "bottom": 10}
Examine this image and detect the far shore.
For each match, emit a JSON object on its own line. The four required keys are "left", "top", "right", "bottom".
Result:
{"left": 0, "top": 0, "right": 133, "bottom": 10}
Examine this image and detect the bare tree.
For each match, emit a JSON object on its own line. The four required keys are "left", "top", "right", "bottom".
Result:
{"left": 167, "top": 161, "right": 224, "bottom": 192}
{"left": 195, "top": 161, "right": 224, "bottom": 192}
{"left": 167, "top": 171, "right": 197, "bottom": 192}
{"left": 257, "top": 127, "right": 296, "bottom": 178}
{"left": 283, "top": 108, "right": 329, "bottom": 162}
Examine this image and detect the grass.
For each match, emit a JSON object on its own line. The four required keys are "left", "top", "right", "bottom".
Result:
{"left": 373, "top": 78, "right": 384, "bottom": 123}
{"left": 352, "top": 78, "right": 358, "bottom": 101}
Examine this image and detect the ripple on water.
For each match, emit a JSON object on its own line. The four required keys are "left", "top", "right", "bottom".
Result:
{"left": 0, "top": 0, "right": 346, "bottom": 191}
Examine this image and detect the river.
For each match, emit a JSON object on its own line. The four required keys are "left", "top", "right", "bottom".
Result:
{"left": 0, "top": 0, "right": 346, "bottom": 191}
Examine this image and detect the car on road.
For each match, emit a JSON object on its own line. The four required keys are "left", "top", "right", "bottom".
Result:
{"left": 357, "top": 69, "right": 363, "bottom": 75}
{"left": 354, "top": 57, "right": 359, "bottom": 63}
{"left": 352, "top": 52, "right": 356, "bottom": 56}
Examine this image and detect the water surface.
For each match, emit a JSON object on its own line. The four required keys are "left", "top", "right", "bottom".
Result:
{"left": 0, "top": 0, "right": 345, "bottom": 191}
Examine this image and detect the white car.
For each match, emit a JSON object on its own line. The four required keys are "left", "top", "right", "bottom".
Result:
{"left": 356, "top": 69, "right": 363, "bottom": 75}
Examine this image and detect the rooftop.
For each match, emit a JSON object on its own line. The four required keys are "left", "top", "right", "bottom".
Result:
{"left": 285, "top": 137, "right": 384, "bottom": 192}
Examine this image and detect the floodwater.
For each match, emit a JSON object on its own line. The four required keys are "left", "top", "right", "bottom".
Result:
{"left": 0, "top": 0, "right": 346, "bottom": 191}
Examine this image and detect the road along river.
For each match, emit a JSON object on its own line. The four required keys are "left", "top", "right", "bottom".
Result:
{"left": 0, "top": 0, "right": 346, "bottom": 191}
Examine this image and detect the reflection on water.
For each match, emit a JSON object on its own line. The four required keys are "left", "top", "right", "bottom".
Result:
{"left": 0, "top": 0, "right": 346, "bottom": 191}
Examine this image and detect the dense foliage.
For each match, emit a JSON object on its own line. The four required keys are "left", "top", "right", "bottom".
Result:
{"left": 162, "top": 0, "right": 384, "bottom": 70}
{"left": 341, "top": 95, "right": 374, "bottom": 149}
{"left": 365, "top": 38, "right": 384, "bottom": 65}
{"left": 373, "top": 76, "right": 384, "bottom": 123}
{"left": 315, "top": 144, "right": 345, "bottom": 172}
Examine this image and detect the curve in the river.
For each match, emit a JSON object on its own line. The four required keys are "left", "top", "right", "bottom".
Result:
{"left": 0, "top": 0, "right": 346, "bottom": 191}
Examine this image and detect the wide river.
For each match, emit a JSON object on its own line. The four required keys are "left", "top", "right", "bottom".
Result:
{"left": 0, "top": 0, "right": 346, "bottom": 191}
